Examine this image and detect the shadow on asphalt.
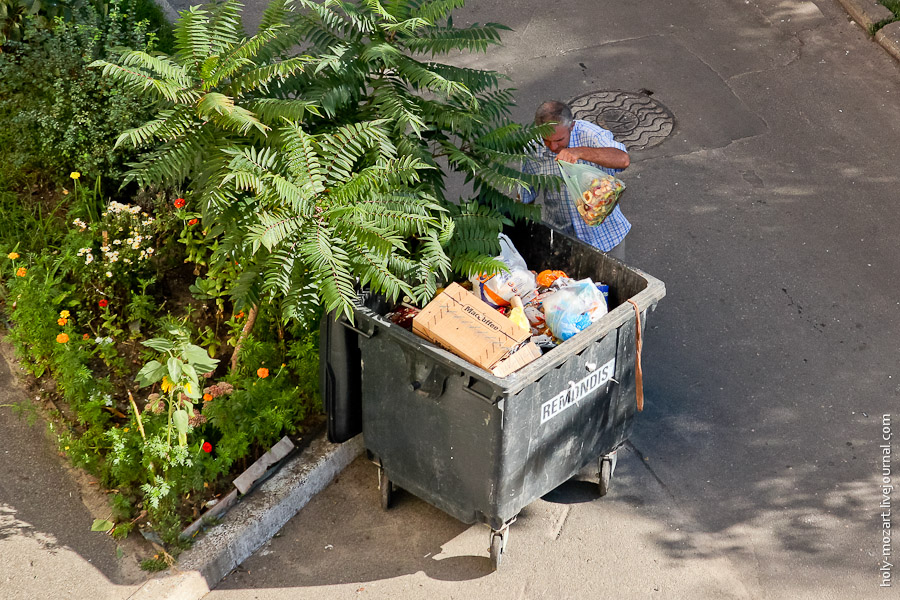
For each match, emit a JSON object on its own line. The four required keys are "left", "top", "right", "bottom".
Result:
{"left": 216, "top": 457, "right": 498, "bottom": 589}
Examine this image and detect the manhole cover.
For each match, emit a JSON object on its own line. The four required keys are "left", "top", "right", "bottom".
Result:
{"left": 568, "top": 90, "right": 675, "bottom": 150}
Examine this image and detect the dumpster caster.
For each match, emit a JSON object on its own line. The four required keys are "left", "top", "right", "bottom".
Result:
{"left": 598, "top": 451, "right": 618, "bottom": 498}
{"left": 489, "top": 519, "right": 514, "bottom": 571}
{"left": 377, "top": 465, "right": 393, "bottom": 510}
{"left": 490, "top": 534, "right": 504, "bottom": 570}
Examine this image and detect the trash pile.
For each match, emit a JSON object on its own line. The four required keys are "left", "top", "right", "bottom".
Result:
{"left": 386, "top": 234, "right": 611, "bottom": 378}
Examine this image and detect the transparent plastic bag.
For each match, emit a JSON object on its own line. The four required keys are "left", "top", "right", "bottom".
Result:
{"left": 469, "top": 233, "right": 538, "bottom": 308}
{"left": 542, "top": 278, "right": 608, "bottom": 341}
{"left": 557, "top": 160, "right": 626, "bottom": 227}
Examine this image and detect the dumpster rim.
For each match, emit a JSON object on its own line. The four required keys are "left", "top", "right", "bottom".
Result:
{"left": 352, "top": 265, "right": 665, "bottom": 398}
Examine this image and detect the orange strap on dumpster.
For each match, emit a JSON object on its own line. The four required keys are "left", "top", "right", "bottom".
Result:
{"left": 626, "top": 299, "right": 643, "bottom": 412}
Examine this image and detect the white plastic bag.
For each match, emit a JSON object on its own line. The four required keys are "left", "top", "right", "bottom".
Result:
{"left": 470, "top": 234, "right": 538, "bottom": 308}
{"left": 542, "top": 279, "right": 608, "bottom": 341}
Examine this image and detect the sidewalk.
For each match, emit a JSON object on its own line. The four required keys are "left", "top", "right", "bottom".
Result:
{"left": 0, "top": 341, "right": 147, "bottom": 600}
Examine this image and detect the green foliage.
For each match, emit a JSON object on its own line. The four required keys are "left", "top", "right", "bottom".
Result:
{"left": 0, "top": 0, "right": 156, "bottom": 187}
{"left": 140, "top": 557, "right": 169, "bottom": 572}
{"left": 0, "top": 181, "right": 70, "bottom": 267}
{"left": 94, "top": 0, "right": 546, "bottom": 320}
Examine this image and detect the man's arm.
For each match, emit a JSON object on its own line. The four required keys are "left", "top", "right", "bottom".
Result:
{"left": 556, "top": 146, "right": 630, "bottom": 170}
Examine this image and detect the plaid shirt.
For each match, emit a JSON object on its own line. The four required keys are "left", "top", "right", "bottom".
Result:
{"left": 521, "top": 120, "right": 630, "bottom": 252}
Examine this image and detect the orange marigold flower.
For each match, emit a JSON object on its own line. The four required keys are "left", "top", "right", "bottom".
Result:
{"left": 15, "top": 267, "right": 26, "bottom": 277}
{"left": 203, "top": 393, "right": 213, "bottom": 402}
{"left": 57, "top": 317, "right": 68, "bottom": 326}
{"left": 56, "top": 333, "right": 69, "bottom": 344}
{"left": 7, "top": 252, "right": 19, "bottom": 260}
{"left": 257, "top": 367, "right": 269, "bottom": 379}
{"left": 83, "top": 333, "right": 90, "bottom": 340}
{"left": 235, "top": 311, "right": 245, "bottom": 319}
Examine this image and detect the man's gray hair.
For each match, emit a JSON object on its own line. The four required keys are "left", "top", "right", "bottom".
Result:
{"left": 535, "top": 100, "right": 573, "bottom": 127}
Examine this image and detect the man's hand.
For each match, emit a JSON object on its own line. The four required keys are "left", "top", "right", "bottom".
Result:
{"left": 555, "top": 147, "right": 582, "bottom": 164}
{"left": 556, "top": 146, "right": 630, "bottom": 170}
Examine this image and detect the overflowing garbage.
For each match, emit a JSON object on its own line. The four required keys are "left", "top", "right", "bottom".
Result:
{"left": 385, "top": 234, "right": 612, "bottom": 377}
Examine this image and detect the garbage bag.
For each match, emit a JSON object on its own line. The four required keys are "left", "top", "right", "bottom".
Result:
{"left": 470, "top": 234, "right": 538, "bottom": 308}
{"left": 557, "top": 160, "right": 626, "bottom": 227}
{"left": 542, "top": 278, "right": 608, "bottom": 341}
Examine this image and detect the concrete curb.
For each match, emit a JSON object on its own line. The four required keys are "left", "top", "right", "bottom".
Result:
{"left": 836, "top": 0, "right": 900, "bottom": 63}
{"left": 876, "top": 20, "right": 900, "bottom": 61}
{"left": 128, "top": 433, "right": 365, "bottom": 600}
{"left": 838, "top": 0, "right": 894, "bottom": 31}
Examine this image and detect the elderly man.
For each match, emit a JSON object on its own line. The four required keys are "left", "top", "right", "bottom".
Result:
{"left": 520, "top": 100, "right": 631, "bottom": 260}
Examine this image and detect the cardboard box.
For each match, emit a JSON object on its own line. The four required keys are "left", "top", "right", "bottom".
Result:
{"left": 491, "top": 341, "right": 542, "bottom": 378}
{"left": 413, "top": 282, "right": 531, "bottom": 372}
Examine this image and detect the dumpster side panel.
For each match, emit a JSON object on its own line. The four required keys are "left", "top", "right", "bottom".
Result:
{"left": 359, "top": 330, "right": 505, "bottom": 526}
{"left": 494, "top": 332, "right": 621, "bottom": 521}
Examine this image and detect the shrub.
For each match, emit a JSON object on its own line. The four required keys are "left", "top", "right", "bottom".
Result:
{"left": 92, "top": 0, "right": 552, "bottom": 320}
{"left": 0, "top": 0, "right": 156, "bottom": 188}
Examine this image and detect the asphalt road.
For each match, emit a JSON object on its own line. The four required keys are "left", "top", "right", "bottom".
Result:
{"left": 201, "top": 0, "right": 900, "bottom": 598}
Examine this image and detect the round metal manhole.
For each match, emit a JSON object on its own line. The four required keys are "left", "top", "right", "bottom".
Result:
{"left": 568, "top": 90, "right": 675, "bottom": 150}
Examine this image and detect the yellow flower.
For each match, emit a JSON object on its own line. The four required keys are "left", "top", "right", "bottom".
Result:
{"left": 57, "top": 317, "right": 68, "bottom": 326}
{"left": 123, "top": 427, "right": 130, "bottom": 433}
{"left": 184, "top": 381, "right": 193, "bottom": 395}
{"left": 161, "top": 376, "right": 174, "bottom": 394}
{"left": 70, "top": 171, "right": 81, "bottom": 180}
{"left": 7, "top": 252, "right": 19, "bottom": 260}
{"left": 56, "top": 333, "right": 69, "bottom": 344}
{"left": 59, "top": 310, "right": 70, "bottom": 318}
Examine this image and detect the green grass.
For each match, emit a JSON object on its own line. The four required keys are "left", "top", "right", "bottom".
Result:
{"left": 0, "top": 176, "right": 69, "bottom": 256}
{"left": 882, "top": 0, "right": 900, "bottom": 17}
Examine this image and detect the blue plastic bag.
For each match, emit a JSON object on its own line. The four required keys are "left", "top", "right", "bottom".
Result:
{"left": 542, "top": 279, "right": 608, "bottom": 341}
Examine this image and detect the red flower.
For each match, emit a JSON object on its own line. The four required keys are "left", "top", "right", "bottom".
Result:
{"left": 174, "top": 198, "right": 186, "bottom": 209}
{"left": 202, "top": 441, "right": 212, "bottom": 453}
{"left": 98, "top": 299, "right": 109, "bottom": 308}
{"left": 188, "top": 218, "right": 199, "bottom": 226}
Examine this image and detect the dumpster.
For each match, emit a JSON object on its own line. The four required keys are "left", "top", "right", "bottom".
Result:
{"left": 320, "top": 221, "right": 665, "bottom": 569}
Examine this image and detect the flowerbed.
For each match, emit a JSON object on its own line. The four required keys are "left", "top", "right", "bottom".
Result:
{"left": 1, "top": 181, "right": 322, "bottom": 548}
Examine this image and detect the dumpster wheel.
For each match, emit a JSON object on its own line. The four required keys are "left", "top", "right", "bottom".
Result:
{"left": 598, "top": 451, "right": 618, "bottom": 498}
{"left": 489, "top": 518, "right": 514, "bottom": 571}
{"left": 490, "top": 534, "right": 504, "bottom": 570}
{"left": 377, "top": 465, "right": 393, "bottom": 510}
